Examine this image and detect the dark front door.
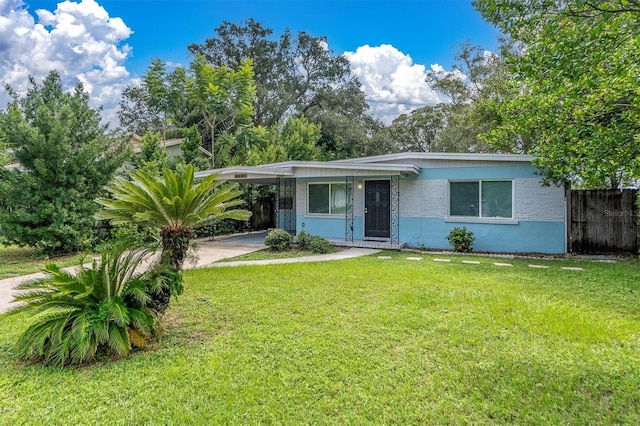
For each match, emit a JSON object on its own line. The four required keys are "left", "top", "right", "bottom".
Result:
{"left": 365, "top": 180, "right": 391, "bottom": 239}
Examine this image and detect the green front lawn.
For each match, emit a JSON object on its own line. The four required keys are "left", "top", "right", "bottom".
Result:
{"left": 1, "top": 253, "right": 639, "bottom": 423}
{"left": 0, "top": 245, "right": 86, "bottom": 279}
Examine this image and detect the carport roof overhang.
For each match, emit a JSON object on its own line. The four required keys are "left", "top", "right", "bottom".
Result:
{"left": 194, "top": 162, "right": 420, "bottom": 184}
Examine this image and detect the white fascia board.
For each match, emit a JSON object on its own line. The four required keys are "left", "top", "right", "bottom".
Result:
{"left": 194, "top": 161, "right": 419, "bottom": 180}
{"left": 330, "top": 152, "right": 536, "bottom": 164}
{"left": 288, "top": 161, "right": 420, "bottom": 175}
{"left": 195, "top": 166, "right": 294, "bottom": 179}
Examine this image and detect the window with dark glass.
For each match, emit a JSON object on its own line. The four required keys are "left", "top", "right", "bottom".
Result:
{"left": 450, "top": 180, "right": 512, "bottom": 218}
{"left": 308, "top": 183, "right": 346, "bottom": 215}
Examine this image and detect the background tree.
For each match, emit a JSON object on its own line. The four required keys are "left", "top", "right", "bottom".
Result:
{"left": 189, "top": 19, "right": 294, "bottom": 128}
{"left": 188, "top": 19, "right": 373, "bottom": 159}
{"left": 244, "top": 116, "right": 323, "bottom": 165}
{"left": 473, "top": 0, "right": 640, "bottom": 187}
{"left": 118, "top": 84, "right": 163, "bottom": 137}
{"left": 0, "top": 128, "right": 9, "bottom": 166}
{"left": 135, "top": 131, "right": 171, "bottom": 175}
{"left": 384, "top": 42, "right": 509, "bottom": 154}
{"left": 180, "top": 124, "right": 209, "bottom": 170}
{"left": 187, "top": 55, "right": 256, "bottom": 168}
{"left": 119, "top": 63, "right": 192, "bottom": 139}
{"left": 0, "top": 71, "right": 130, "bottom": 254}
{"left": 384, "top": 105, "right": 447, "bottom": 152}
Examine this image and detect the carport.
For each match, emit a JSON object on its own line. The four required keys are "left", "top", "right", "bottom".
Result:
{"left": 195, "top": 166, "right": 296, "bottom": 234}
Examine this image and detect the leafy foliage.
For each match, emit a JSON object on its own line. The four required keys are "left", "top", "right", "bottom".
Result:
{"left": 473, "top": 0, "right": 640, "bottom": 187}
{"left": 96, "top": 165, "right": 250, "bottom": 313}
{"left": 188, "top": 19, "right": 377, "bottom": 160}
{"left": 242, "top": 116, "right": 322, "bottom": 165}
{"left": 384, "top": 42, "right": 509, "bottom": 154}
{"left": 97, "top": 165, "right": 250, "bottom": 268}
{"left": 308, "top": 236, "right": 334, "bottom": 254}
{"left": 180, "top": 124, "right": 209, "bottom": 170}
{"left": 295, "top": 230, "right": 334, "bottom": 254}
{"left": 135, "top": 130, "right": 171, "bottom": 174}
{"left": 265, "top": 228, "right": 292, "bottom": 252}
{"left": 295, "top": 229, "right": 313, "bottom": 251}
{"left": 0, "top": 71, "right": 131, "bottom": 254}
{"left": 188, "top": 19, "right": 366, "bottom": 128}
{"left": 9, "top": 246, "right": 177, "bottom": 366}
{"left": 446, "top": 227, "right": 475, "bottom": 253}
{"left": 119, "top": 60, "right": 191, "bottom": 139}
{"left": 187, "top": 55, "right": 256, "bottom": 168}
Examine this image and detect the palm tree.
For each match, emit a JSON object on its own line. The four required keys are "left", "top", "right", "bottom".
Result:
{"left": 10, "top": 247, "right": 174, "bottom": 366}
{"left": 96, "top": 164, "right": 250, "bottom": 312}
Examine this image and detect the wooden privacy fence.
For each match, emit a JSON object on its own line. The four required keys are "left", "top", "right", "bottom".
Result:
{"left": 567, "top": 189, "right": 638, "bottom": 254}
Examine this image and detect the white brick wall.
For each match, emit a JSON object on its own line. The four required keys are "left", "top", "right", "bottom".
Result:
{"left": 399, "top": 178, "right": 565, "bottom": 222}
{"left": 513, "top": 178, "right": 565, "bottom": 222}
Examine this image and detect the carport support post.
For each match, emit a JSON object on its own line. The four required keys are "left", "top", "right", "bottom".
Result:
{"left": 248, "top": 184, "right": 253, "bottom": 233}
{"left": 346, "top": 176, "right": 354, "bottom": 242}
{"left": 391, "top": 175, "right": 399, "bottom": 245}
{"left": 275, "top": 178, "right": 280, "bottom": 230}
{"left": 274, "top": 178, "right": 296, "bottom": 233}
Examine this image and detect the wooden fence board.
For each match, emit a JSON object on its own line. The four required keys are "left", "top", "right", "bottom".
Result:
{"left": 568, "top": 189, "right": 638, "bottom": 254}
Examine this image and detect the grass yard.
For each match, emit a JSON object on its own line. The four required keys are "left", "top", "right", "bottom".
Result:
{"left": 1, "top": 252, "right": 639, "bottom": 424}
{"left": 0, "top": 245, "right": 85, "bottom": 279}
{"left": 217, "top": 247, "right": 341, "bottom": 262}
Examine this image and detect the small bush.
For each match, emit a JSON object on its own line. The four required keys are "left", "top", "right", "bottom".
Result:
{"left": 296, "top": 229, "right": 313, "bottom": 251}
{"left": 447, "top": 227, "right": 475, "bottom": 253}
{"left": 309, "top": 236, "right": 334, "bottom": 254}
{"left": 265, "top": 228, "right": 292, "bottom": 252}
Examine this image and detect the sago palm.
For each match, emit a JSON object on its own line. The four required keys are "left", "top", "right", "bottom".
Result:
{"left": 96, "top": 164, "right": 250, "bottom": 312}
{"left": 10, "top": 247, "right": 174, "bottom": 366}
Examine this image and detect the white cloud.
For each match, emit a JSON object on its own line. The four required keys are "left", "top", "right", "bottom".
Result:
{"left": 0, "top": 0, "right": 132, "bottom": 127}
{"left": 344, "top": 44, "right": 448, "bottom": 124}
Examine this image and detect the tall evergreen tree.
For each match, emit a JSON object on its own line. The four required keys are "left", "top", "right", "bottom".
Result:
{"left": 0, "top": 71, "right": 130, "bottom": 254}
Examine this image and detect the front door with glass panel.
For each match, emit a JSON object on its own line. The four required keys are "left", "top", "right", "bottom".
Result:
{"left": 364, "top": 180, "right": 390, "bottom": 239}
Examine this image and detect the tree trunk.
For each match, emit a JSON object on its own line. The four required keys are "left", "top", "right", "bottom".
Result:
{"left": 148, "top": 226, "right": 192, "bottom": 314}
{"left": 161, "top": 226, "right": 192, "bottom": 270}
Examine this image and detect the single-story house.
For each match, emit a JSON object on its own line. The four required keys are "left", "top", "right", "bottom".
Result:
{"left": 195, "top": 152, "right": 567, "bottom": 254}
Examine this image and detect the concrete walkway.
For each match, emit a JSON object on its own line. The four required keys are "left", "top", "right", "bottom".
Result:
{"left": 206, "top": 248, "right": 379, "bottom": 268}
{"left": 0, "top": 232, "right": 379, "bottom": 313}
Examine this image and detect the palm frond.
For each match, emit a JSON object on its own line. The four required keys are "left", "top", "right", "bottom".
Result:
{"left": 98, "top": 164, "right": 250, "bottom": 232}
{"left": 127, "top": 308, "right": 156, "bottom": 335}
{"left": 128, "top": 328, "right": 147, "bottom": 348}
{"left": 107, "top": 324, "right": 131, "bottom": 356}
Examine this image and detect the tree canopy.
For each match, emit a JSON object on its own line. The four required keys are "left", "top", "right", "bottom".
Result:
{"left": 188, "top": 19, "right": 375, "bottom": 160}
{"left": 473, "top": 0, "right": 640, "bottom": 188}
{"left": 187, "top": 55, "right": 256, "bottom": 168}
{"left": 0, "top": 71, "right": 130, "bottom": 254}
{"left": 188, "top": 19, "right": 366, "bottom": 128}
{"left": 383, "top": 42, "right": 508, "bottom": 154}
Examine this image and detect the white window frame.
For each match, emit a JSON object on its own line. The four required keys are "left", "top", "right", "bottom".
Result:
{"left": 307, "top": 182, "right": 347, "bottom": 216}
{"left": 446, "top": 179, "right": 518, "bottom": 224}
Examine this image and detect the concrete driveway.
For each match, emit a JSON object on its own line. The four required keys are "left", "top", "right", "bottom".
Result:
{"left": 0, "top": 232, "right": 267, "bottom": 314}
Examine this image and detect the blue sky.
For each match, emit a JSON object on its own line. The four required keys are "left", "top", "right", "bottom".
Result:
{"left": 1, "top": 0, "right": 501, "bottom": 124}
{"left": 87, "top": 0, "right": 500, "bottom": 75}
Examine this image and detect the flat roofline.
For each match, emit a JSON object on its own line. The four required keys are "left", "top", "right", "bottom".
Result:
{"left": 195, "top": 161, "right": 420, "bottom": 181}
{"left": 331, "top": 152, "right": 536, "bottom": 164}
